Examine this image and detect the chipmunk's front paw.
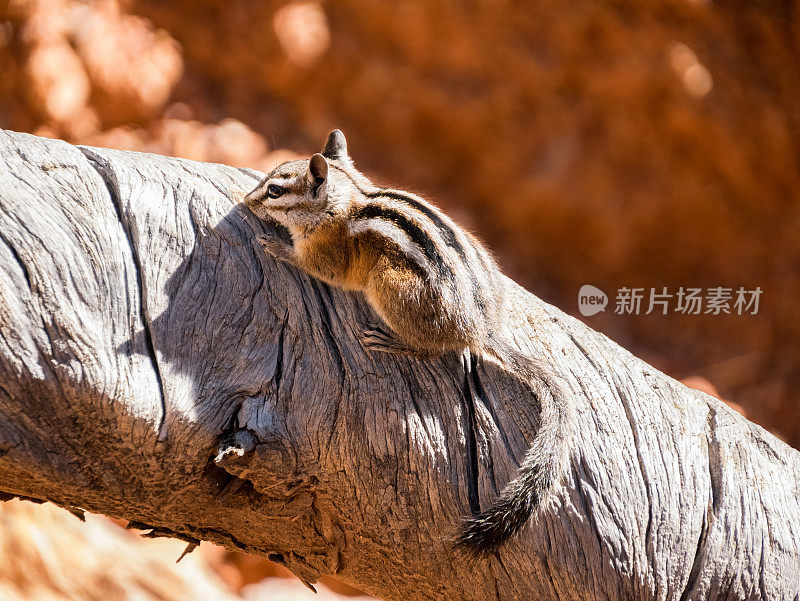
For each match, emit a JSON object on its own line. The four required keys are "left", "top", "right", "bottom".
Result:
{"left": 256, "top": 234, "right": 295, "bottom": 262}
{"left": 256, "top": 234, "right": 278, "bottom": 248}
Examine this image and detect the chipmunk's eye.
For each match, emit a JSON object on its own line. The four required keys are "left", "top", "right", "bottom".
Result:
{"left": 267, "top": 184, "right": 286, "bottom": 198}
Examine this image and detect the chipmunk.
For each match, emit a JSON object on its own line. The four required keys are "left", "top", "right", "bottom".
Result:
{"left": 244, "top": 130, "right": 573, "bottom": 555}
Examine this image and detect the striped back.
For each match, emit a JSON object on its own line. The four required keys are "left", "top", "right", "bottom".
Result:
{"left": 331, "top": 163, "right": 500, "bottom": 316}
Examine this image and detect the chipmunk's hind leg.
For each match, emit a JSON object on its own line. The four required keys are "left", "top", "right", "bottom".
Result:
{"left": 360, "top": 325, "right": 428, "bottom": 357}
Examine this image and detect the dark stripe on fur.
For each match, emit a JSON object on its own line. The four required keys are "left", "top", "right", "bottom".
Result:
{"left": 353, "top": 203, "right": 451, "bottom": 277}
{"left": 373, "top": 189, "right": 487, "bottom": 309}
{"left": 369, "top": 192, "right": 469, "bottom": 259}
{"left": 330, "top": 164, "right": 471, "bottom": 262}
{"left": 333, "top": 163, "right": 494, "bottom": 330}
{"left": 357, "top": 228, "right": 430, "bottom": 280}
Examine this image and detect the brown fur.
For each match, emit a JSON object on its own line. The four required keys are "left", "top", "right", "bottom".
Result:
{"left": 244, "top": 130, "right": 573, "bottom": 555}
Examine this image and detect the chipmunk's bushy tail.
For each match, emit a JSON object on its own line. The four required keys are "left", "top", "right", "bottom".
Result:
{"left": 455, "top": 347, "right": 572, "bottom": 556}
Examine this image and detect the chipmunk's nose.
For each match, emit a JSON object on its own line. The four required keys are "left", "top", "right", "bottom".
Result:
{"left": 243, "top": 188, "right": 262, "bottom": 207}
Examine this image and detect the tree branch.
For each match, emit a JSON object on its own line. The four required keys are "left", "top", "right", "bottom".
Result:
{"left": 0, "top": 129, "right": 797, "bottom": 600}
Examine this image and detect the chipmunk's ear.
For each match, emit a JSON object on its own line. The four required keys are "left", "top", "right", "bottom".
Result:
{"left": 322, "top": 129, "right": 349, "bottom": 162}
{"left": 308, "top": 153, "right": 328, "bottom": 197}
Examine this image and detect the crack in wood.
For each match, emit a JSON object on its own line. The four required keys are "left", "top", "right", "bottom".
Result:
{"left": 461, "top": 350, "right": 482, "bottom": 516}
{"left": 78, "top": 147, "right": 169, "bottom": 442}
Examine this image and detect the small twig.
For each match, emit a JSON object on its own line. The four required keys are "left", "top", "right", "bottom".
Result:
{"left": 176, "top": 542, "right": 199, "bottom": 563}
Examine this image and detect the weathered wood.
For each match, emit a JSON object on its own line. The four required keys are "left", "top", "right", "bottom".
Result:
{"left": 0, "top": 129, "right": 797, "bottom": 600}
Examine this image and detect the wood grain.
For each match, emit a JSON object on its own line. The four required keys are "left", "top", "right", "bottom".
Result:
{"left": 0, "top": 129, "right": 797, "bottom": 600}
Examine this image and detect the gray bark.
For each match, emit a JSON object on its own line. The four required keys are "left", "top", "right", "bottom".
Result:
{"left": 0, "top": 129, "right": 798, "bottom": 600}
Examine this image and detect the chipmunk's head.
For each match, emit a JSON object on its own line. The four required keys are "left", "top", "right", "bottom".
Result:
{"left": 244, "top": 130, "right": 352, "bottom": 234}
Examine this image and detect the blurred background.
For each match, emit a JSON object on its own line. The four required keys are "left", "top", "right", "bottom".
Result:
{"left": 1, "top": 0, "right": 798, "bottom": 598}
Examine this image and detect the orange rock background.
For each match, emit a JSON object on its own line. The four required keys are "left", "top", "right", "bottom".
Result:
{"left": 0, "top": 0, "right": 798, "bottom": 597}
{"left": 0, "top": 499, "right": 372, "bottom": 600}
